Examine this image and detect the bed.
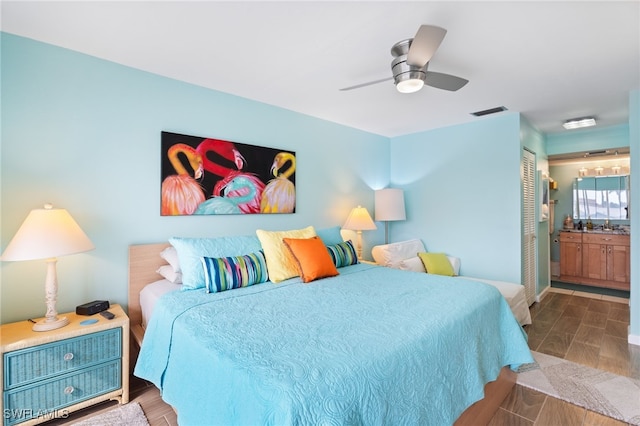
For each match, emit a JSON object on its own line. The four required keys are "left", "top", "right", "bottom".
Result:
{"left": 129, "top": 228, "right": 533, "bottom": 425}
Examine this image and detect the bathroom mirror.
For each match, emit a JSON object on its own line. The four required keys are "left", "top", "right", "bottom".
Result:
{"left": 573, "top": 175, "right": 630, "bottom": 220}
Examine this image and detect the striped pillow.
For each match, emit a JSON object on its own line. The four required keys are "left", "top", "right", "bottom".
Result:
{"left": 201, "top": 250, "right": 268, "bottom": 293}
{"left": 327, "top": 240, "right": 358, "bottom": 268}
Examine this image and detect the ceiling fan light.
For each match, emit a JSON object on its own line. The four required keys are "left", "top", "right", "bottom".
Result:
{"left": 396, "top": 78, "right": 424, "bottom": 93}
{"left": 394, "top": 70, "right": 425, "bottom": 94}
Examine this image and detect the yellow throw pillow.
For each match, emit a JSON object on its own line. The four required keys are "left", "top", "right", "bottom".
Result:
{"left": 256, "top": 226, "right": 316, "bottom": 282}
{"left": 283, "top": 236, "right": 339, "bottom": 283}
{"left": 418, "top": 252, "right": 455, "bottom": 277}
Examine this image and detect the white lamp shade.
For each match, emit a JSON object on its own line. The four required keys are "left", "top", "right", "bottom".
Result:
{"left": 342, "top": 206, "right": 377, "bottom": 231}
{"left": 1, "top": 205, "right": 95, "bottom": 261}
{"left": 375, "top": 188, "right": 406, "bottom": 221}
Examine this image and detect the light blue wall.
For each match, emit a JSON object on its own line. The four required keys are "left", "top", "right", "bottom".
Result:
{"left": 546, "top": 124, "right": 630, "bottom": 156}
{"left": 0, "top": 34, "right": 389, "bottom": 323}
{"left": 630, "top": 90, "right": 639, "bottom": 341}
{"left": 388, "top": 113, "right": 523, "bottom": 284}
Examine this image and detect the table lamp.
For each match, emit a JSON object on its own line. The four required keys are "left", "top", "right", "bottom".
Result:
{"left": 1, "top": 204, "right": 95, "bottom": 331}
{"left": 374, "top": 188, "right": 406, "bottom": 244}
{"left": 342, "top": 205, "right": 377, "bottom": 260}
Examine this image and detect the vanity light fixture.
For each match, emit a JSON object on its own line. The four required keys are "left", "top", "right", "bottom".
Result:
{"left": 563, "top": 117, "right": 596, "bottom": 130}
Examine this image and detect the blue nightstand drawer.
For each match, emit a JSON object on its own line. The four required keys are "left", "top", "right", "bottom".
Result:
{"left": 3, "top": 360, "right": 121, "bottom": 426}
{"left": 4, "top": 328, "right": 121, "bottom": 390}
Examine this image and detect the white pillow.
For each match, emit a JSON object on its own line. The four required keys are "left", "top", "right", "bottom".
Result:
{"left": 399, "top": 256, "right": 427, "bottom": 272}
{"left": 372, "top": 239, "right": 426, "bottom": 268}
{"left": 156, "top": 264, "right": 183, "bottom": 284}
{"left": 447, "top": 256, "right": 461, "bottom": 276}
{"left": 160, "top": 246, "right": 181, "bottom": 272}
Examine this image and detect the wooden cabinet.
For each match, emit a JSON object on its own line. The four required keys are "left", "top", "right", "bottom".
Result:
{"left": 1, "top": 305, "right": 129, "bottom": 426}
{"left": 559, "top": 232, "right": 582, "bottom": 279}
{"left": 582, "top": 234, "right": 630, "bottom": 287}
{"left": 559, "top": 232, "right": 630, "bottom": 291}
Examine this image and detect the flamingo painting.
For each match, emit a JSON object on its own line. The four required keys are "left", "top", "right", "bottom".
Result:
{"left": 161, "top": 132, "right": 296, "bottom": 215}
{"left": 261, "top": 152, "right": 296, "bottom": 213}
{"left": 161, "top": 143, "right": 205, "bottom": 215}
{"left": 194, "top": 175, "right": 261, "bottom": 215}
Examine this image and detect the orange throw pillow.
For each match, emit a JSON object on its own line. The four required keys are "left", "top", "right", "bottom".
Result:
{"left": 282, "top": 236, "right": 339, "bottom": 283}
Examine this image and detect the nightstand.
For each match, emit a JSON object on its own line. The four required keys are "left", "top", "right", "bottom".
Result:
{"left": 1, "top": 305, "right": 129, "bottom": 426}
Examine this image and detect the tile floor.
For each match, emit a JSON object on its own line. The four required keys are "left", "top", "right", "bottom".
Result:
{"left": 488, "top": 288, "right": 638, "bottom": 426}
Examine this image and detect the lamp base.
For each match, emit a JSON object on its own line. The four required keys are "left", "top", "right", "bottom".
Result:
{"left": 32, "top": 316, "right": 69, "bottom": 332}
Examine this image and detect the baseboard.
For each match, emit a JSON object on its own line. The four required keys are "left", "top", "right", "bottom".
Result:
{"left": 535, "top": 286, "right": 551, "bottom": 303}
{"left": 628, "top": 332, "right": 640, "bottom": 347}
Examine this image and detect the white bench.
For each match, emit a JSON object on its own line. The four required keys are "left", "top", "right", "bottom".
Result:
{"left": 372, "top": 239, "right": 532, "bottom": 326}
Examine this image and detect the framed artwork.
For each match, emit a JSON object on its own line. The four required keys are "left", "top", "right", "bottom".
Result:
{"left": 539, "top": 171, "right": 549, "bottom": 222}
{"left": 161, "top": 131, "right": 296, "bottom": 216}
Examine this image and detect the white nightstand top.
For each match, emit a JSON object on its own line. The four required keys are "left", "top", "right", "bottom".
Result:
{"left": 1, "top": 304, "right": 128, "bottom": 353}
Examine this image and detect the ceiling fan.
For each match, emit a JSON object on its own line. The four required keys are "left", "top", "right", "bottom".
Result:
{"left": 340, "top": 25, "right": 468, "bottom": 94}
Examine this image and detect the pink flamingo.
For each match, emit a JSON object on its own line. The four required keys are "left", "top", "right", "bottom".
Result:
{"left": 261, "top": 152, "right": 296, "bottom": 213}
{"left": 197, "top": 138, "right": 265, "bottom": 214}
{"left": 161, "top": 143, "right": 205, "bottom": 215}
{"left": 195, "top": 175, "right": 261, "bottom": 215}
{"left": 196, "top": 138, "right": 245, "bottom": 179}
{"left": 213, "top": 172, "right": 265, "bottom": 214}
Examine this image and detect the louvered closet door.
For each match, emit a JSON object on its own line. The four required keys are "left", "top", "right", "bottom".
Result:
{"left": 522, "top": 149, "right": 537, "bottom": 305}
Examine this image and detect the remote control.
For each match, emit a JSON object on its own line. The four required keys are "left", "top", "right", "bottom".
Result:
{"left": 99, "top": 310, "right": 115, "bottom": 320}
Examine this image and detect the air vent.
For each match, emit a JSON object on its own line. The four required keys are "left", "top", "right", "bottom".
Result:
{"left": 470, "top": 106, "right": 508, "bottom": 117}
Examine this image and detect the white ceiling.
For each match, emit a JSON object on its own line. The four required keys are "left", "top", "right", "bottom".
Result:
{"left": 2, "top": 1, "right": 639, "bottom": 137}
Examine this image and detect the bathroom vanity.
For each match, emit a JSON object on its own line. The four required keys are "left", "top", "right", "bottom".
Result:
{"left": 559, "top": 230, "right": 630, "bottom": 291}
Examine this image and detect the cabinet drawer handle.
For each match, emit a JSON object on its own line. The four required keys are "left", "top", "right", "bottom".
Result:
{"left": 602, "top": 238, "right": 612, "bottom": 241}
{"left": 63, "top": 352, "right": 74, "bottom": 361}
{"left": 64, "top": 386, "right": 74, "bottom": 395}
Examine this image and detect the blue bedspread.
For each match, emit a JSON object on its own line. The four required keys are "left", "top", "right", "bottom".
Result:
{"left": 135, "top": 264, "right": 533, "bottom": 425}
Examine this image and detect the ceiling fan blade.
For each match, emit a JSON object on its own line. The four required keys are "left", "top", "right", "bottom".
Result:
{"left": 339, "top": 77, "right": 393, "bottom": 91}
{"left": 424, "top": 71, "right": 468, "bottom": 91}
{"left": 406, "top": 25, "right": 447, "bottom": 67}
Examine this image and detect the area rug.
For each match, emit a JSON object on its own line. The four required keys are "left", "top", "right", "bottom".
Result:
{"left": 517, "top": 351, "right": 640, "bottom": 425}
{"left": 71, "top": 402, "right": 149, "bottom": 426}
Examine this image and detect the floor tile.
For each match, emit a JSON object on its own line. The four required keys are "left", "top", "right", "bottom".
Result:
{"left": 499, "top": 384, "right": 546, "bottom": 422}
{"left": 574, "top": 324, "right": 605, "bottom": 347}
{"left": 535, "top": 397, "right": 585, "bottom": 425}
{"left": 587, "top": 300, "right": 612, "bottom": 315}
{"left": 604, "top": 320, "right": 628, "bottom": 339}
{"left": 537, "top": 330, "right": 574, "bottom": 358}
{"left": 565, "top": 341, "right": 600, "bottom": 368}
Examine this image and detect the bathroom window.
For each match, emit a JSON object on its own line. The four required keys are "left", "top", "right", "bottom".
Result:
{"left": 573, "top": 175, "right": 629, "bottom": 220}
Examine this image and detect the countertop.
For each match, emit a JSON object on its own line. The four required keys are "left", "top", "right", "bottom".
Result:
{"left": 560, "top": 228, "right": 630, "bottom": 235}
